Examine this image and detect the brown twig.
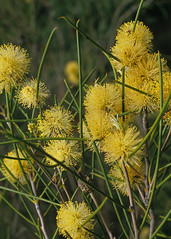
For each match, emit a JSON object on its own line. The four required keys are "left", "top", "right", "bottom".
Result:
{"left": 90, "top": 192, "right": 115, "bottom": 239}
{"left": 78, "top": 176, "right": 115, "bottom": 239}
{"left": 30, "top": 176, "right": 49, "bottom": 239}
{"left": 121, "top": 160, "right": 139, "bottom": 239}
{"left": 161, "top": 126, "right": 171, "bottom": 152}
{"left": 142, "top": 108, "right": 150, "bottom": 195}
{"left": 142, "top": 109, "right": 155, "bottom": 236}
{"left": 58, "top": 168, "right": 71, "bottom": 201}
{"left": 136, "top": 184, "right": 145, "bottom": 205}
{"left": 0, "top": 105, "right": 10, "bottom": 128}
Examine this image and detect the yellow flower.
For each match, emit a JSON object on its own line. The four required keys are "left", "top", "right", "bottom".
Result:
{"left": 65, "top": 61, "right": 79, "bottom": 86}
{"left": 17, "top": 78, "right": 50, "bottom": 108}
{"left": 84, "top": 83, "right": 122, "bottom": 141}
{"left": 84, "top": 83, "right": 121, "bottom": 114}
{"left": 103, "top": 127, "right": 143, "bottom": 166}
{"left": 125, "top": 54, "right": 169, "bottom": 112}
{"left": 0, "top": 43, "right": 31, "bottom": 92}
{"left": 109, "top": 161, "right": 144, "bottom": 196}
{"left": 85, "top": 110, "right": 116, "bottom": 142}
{"left": 57, "top": 201, "right": 94, "bottom": 239}
{"left": 110, "top": 21, "right": 153, "bottom": 70}
{"left": 37, "top": 106, "right": 74, "bottom": 137}
{"left": 44, "top": 140, "right": 81, "bottom": 169}
{"left": 1, "top": 150, "right": 33, "bottom": 185}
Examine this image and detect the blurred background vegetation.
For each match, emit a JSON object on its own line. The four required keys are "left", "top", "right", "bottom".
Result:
{"left": 0, "top": 0, "right": 170, "bottom": 100}
{"left": 0, "top": 0, "right": 171, "bottom": 238}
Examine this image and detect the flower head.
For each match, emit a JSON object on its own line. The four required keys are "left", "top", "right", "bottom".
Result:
{"left": 125, "top": 54, "right": 169, "bottom": 112}
{"left": 110, "top": 21, "right": 153, "bottom": 70}
{"left": 0, "top": 43, "right": 31, "bottom": 92}
{"left": 84, "top": 83, "right": 122, "bottom": 141}
{"left": 17, "top": 78, "right": 50, "bottom": 108}
{"left": 103, "top": 126, "right": 143, "bottom": 166}
{"left": 44, "top": 140, "right": 81, "bottom": 169}
{"left": 84, "top": 83, "right": 121, "bottom": 114}
{"left": 65, "top": 61, "right": 79, "bottom": 86}
{"left": 57, "top": 201, "right": 94, "bottom": 239}
{"left": 37, "top": 106, "right": 74, "bottom": 137}
{"left": 1, "top": 150, "right": 33, "bottom": 184}
{"left": 109, "top": 161, "right": 144, "bottom": 196}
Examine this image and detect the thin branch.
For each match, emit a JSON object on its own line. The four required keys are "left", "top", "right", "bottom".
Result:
{"left": 121, "top": 160, "right": 139, "bottom": 239}
{"left": 136, "top": 184, "right": 145, "bottom": 205}
{"left": 30, "top": 177, "right": 49, "bottom": 239}
{"left": 58, "top": 168, "right": 71, "bottom": 201}
{"left": 142, "top": 108, "right": 155, "bottom": 237}
{"left": 90, "top": 193, "right": 115, "bottom": 239}
{"left": 142, "top": 108, "right": 150, "bottom": 196}
{"left": 161, "top": 126, "right": 171, "bottom": 152}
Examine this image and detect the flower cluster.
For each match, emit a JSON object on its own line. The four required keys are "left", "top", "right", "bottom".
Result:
{"left": 83, "top": 81, "right": 145, "bottom": 195}
{"left": 2, "top": 150, "right": 33, "bottom": 185}
{"left": 57, "top": 201, "right": 94, "bottom": 239}
{"left": 103, "top": 126, "right": 143, "bottom": 166}
{"left": 111, "top": 21, "right": 153, "bottom": 71}
{"left": 111, "top": 21, "right": 171, "bottom": 112}
{"left": 0, "top": 44, "right": 30, "bottom": 93}
{"left": 0, "top": 43, "right": 50, "bottom": 108}
{"left": 44, "top": 140, "right": 81, "bottom": 169}
{"left": 84, "top": 83, "right": 122, "bottom": 143}
{"left": 17, "top": 78, "right": 50, "bottom": 108}
{"left": 37, "top": 105, "right": 74, "bottom": 138}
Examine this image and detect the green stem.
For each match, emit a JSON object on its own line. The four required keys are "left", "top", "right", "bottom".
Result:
{"left": 133, "top": 0, "right": 144, "bottom": 32}
{"left": 60, "top": 17, "right": 120, "bottom": 62}
{"left": 64, "top": 79, "right": 79, "bottom": 111}
{"left": 36, "top": 27, "right": 57, "bottom": 99}
{"left": 1, "top": 194, "right": 35, "bottom": 226}
{"left": 156, "top": 174, "right": 171, "bottom": 189}
{"left": 80, "top": 197, "right": 108, "bottom": 228}
{"left": 0, "top": 185, "right": 60, "bottom": 206}
{"left": 76, "top": 20, "right": 84, "bottom": 167}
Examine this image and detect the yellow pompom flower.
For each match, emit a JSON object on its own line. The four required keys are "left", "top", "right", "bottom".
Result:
{"left": 1, "top": 150, "right": 33, "bottom": 185}
{"left": 84, "top": 83, "right": 122, "bottom": 141}
{"left": 110, "top": 21, "right": 153, "bottom": 70}
{"left": 57, "top": 201, "right": 94, "bottom": 239}
{"left": 17, "top": 78, "right": 50, "bottom": 108}
{"left": 65, "top": 61, "right": 79, "bottom": 86}
{"left": 125, "top": 54, "right": 169, "bottom": 112}
{"left": 85, "top": 111, "right": 116, "bottom": 142}
{"left": 37, "top": 106, "right": 74, "bottom": 137}
{"left": 0, "top": 43, "right": 31, "bottom": 92}
{"left": 44, "top": 140, "right": 81, "bottom": 169}
{"left": 103, "top": 127, "right": 143, "bottom": 166}
{"left": 109, "top": 161, "right": 144, "bottom": 196}
{"left": 84, "top": 83, "right": 121, "bottom": 114}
